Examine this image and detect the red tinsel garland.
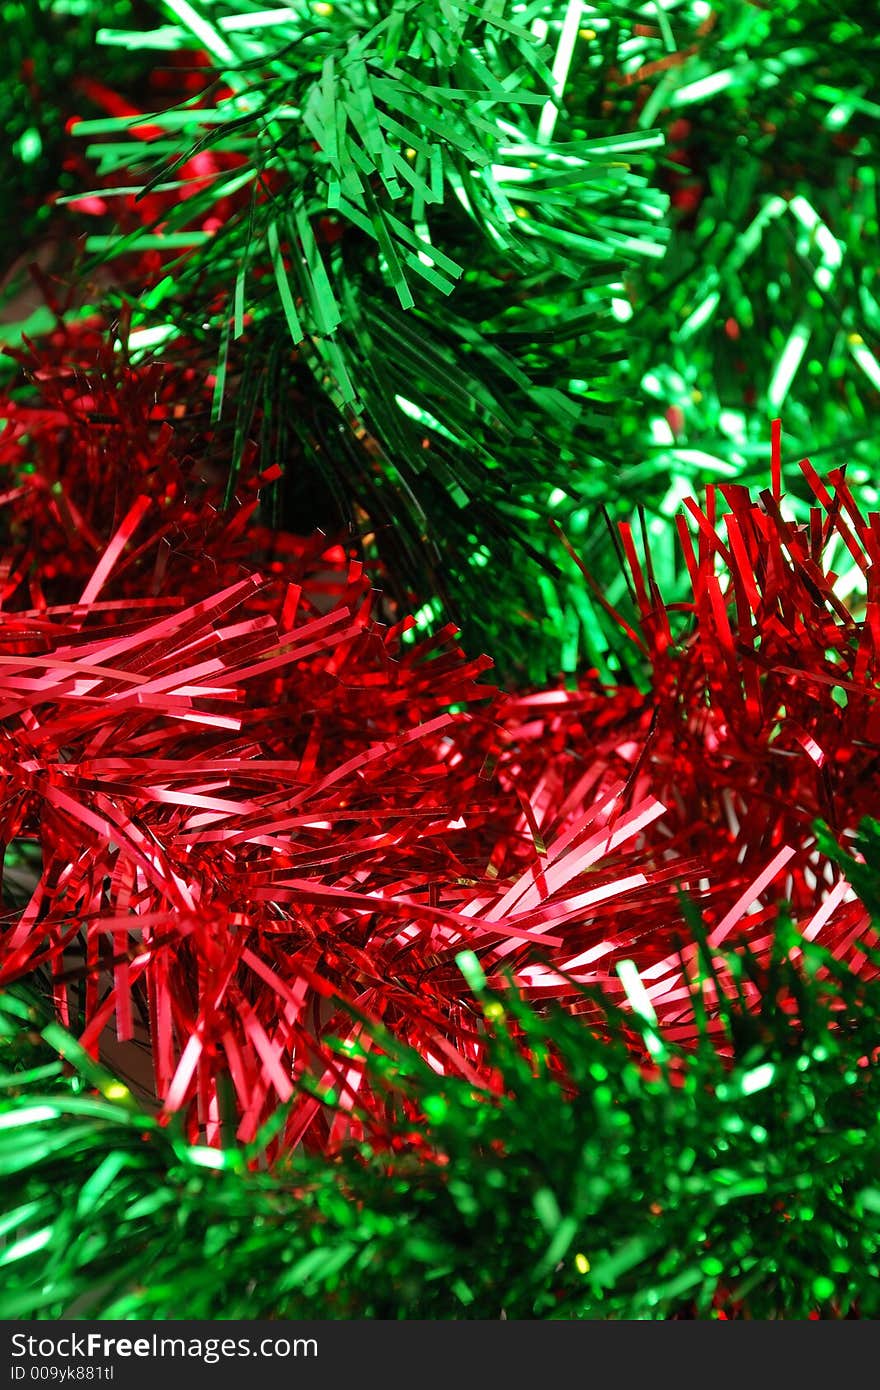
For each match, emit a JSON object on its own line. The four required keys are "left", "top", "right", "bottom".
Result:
{"left": 1, "top": 324, "right": 877, "bottom": 1150}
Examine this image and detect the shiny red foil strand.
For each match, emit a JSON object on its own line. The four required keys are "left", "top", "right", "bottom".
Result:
{"left": 1, "top": 346, "right": 879, "bottom": 1146}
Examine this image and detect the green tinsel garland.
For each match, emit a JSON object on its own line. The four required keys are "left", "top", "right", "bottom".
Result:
{"left": 4, "top": 4, "right": 878, "bottom": 679}
{"left": 35, "top": 0, "right": 874, "bottom": 681}
{"left": 68, "top": 0, "right": 676, "bottom": 680}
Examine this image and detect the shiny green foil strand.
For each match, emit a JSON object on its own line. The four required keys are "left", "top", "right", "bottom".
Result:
{"left": 4, "top": 875, "right": 880, "bottom": 1320}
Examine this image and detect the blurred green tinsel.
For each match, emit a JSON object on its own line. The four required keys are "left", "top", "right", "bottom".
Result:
{"left": 1, "top": 0, "right": 147, "bottom": 280}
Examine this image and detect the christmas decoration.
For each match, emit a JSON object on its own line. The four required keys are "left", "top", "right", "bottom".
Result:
{"left": 4, "top": 0, "right": 880, "bottom": 1325}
